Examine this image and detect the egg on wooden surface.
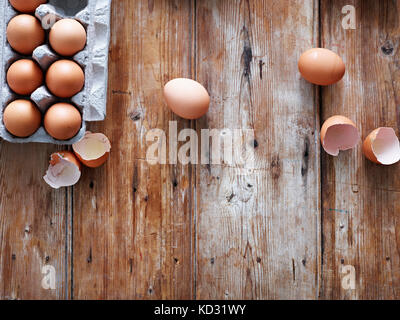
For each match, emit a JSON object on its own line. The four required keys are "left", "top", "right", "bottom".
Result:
{"left": 3, "top": 100, "right": 42, "bottom": 137}
{"left": 7, "top": 14, "right": 45, "bottom": 55}
{"left": 7, "top": 59, "right": 43, "bottom": 95}
{"left": 44, "top": 103, "right": 82, "bottom": 140}
{"left": 49, "top": 19, "right": 87, "bottom": 56}
{"left": 298, "top": 48, "right": 345, "bottom": 86}
{"left": 46, "top": 60, "right": 85, "bottom": 98}
{"left": 164, "top": 78, "right": 210, "bottom": 119}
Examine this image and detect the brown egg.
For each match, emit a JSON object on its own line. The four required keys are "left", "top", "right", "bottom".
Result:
{"left": 298, "top": 48, "right": 345, "bottom": 86}
{"left": 7, "top": 14, "right": 45, "bottom": 55}
{"left": 164, "top": 78, "right": 210, "bottom": 119}
{"left": 9, "top": 0, "right": 47, "bottom": 13}
{"left": 46, "top": 60, "right": 85, "bottom": 98}
{"left": 44, "top": 103, "right": 82, "bottom": 140}
{"left": 7, "top": 59, "right": 43, "bottom": 95}
{"left": 50, "top": 19, "right": 87, "bottom": 56}
{"left": 3, "top": 100, "right": 42, "bottom": 137}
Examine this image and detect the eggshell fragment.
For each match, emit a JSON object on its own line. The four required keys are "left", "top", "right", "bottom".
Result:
{"left": 363, "top": 128, "right": 400, "bottom": 165}
{"left": 321, "top": 115, "right": 360, "bottom": 156}
{"left": 44, "top": 151, "right": 82, "bottom": 189}
{"left": 298, "top": 48, "right": 345, "bottom": 86}
{"left": 72, "top": 132, "right": 111, "bottom": 168}
{"left": 164, "top": 78, "right": 210, "bottom": 119}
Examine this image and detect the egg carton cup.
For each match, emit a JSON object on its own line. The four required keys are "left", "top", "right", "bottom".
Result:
{"left": 0, "top": 0, "right": 112, "bottom": 144}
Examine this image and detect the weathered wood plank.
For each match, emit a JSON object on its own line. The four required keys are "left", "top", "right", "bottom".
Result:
{"left": 195, "top": 0, "right": 320, "bottom": 299}
{"left": 320, "top": 0, "right": 400, "bottom": 299}
{"left": 0, "top": 142, "right": 69, "bottom": 299}
{"left": 72, "top": 0, "right": 195, "bottom": 299}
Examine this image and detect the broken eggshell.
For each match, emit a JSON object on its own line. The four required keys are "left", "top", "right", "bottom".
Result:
{"left": 44, "top": 151, "right": 81, "bottom": 189}
{"left": 72, "top": 132, "right": 111, "bottom": 168}
{"left": 321, "top": 115, "right": 360, "bottom": 156}
{"left": 363, "top": 127, "right": 400, "bottom": 165}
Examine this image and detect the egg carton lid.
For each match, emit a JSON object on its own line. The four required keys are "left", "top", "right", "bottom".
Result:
{"left": 0, "top": 0, "right": 112, "bottom": 144}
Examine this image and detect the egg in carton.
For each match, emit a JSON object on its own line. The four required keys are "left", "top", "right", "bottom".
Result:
{"left": 0, "top": 0, "right": 112, "bottom": 144}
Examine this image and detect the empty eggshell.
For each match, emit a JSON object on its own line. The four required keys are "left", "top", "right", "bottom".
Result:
{"left": 164, "top": 78, "right": 210, "bottom": 119}
{"left": 298, "top": 48, "right": 345, "bottom": 86}
{"left": 321, "top": 115, "right": 360, "bottom": 156}
{"left": 363, "top": 128, "right": 400, "bottom": 165}
{"left": 72, "top": 131, "right": 111, "bottom": 168}
{"left": 44, "top": 151, "right": 82, "bottom": 189}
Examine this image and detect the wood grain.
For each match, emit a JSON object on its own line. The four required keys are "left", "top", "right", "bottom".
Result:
{"left": 0, "top": 142, "right": 70, "bottom": 299}
{"left": 195, "top": 0, "right": 320, "bottom": 299}
{"left": 1, "top": 0, "right": 400, "bottom": 300}
{"left": 320, "top": 0, "right": 400, "bottom": 299}
{"left": 72, "top": 0, "right": 195, "bottom": 299}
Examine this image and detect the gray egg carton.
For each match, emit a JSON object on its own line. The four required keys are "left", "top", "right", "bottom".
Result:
{"left": 0, "top": 0, "right": 112, "bottom": 144}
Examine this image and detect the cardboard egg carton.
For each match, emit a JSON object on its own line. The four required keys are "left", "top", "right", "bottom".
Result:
{"left": 0, "top": 0, "right": 112, "bottom": 144}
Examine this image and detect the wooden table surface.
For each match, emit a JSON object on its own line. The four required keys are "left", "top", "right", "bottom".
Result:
{"left": 1, "top": 0, "right": 399, "bottom": 300}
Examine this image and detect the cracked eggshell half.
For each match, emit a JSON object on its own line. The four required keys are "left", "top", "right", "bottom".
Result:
{"left": 321, "top": 115, "right": 360, "bottom": 156}
{"left": 44, "top": 151, "right": 82, "bottom": 189}
{"left": 363, "top": 128, "right": 400, "bottom": 165}
{"left": 72, "top": 132, "right": 111, "bottom": 168}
